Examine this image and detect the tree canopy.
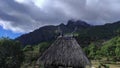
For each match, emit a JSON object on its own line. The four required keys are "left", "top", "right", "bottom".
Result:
{"left": 0, "top": 38, "right": 24, "bottom": 68}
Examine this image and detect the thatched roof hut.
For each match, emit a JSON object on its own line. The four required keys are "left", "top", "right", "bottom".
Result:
{"left": 38, "top": 36, "right": 90, "bottom": 68}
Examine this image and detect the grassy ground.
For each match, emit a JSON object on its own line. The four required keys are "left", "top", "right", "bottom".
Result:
{"left": 21, "top": 60, "right": 120, "bottom": 68}
{"left": 91, "top": 60, "right": 120, "bottom": 68}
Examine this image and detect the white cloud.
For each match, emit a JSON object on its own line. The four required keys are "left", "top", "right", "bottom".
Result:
{"left": 0, "top": 0, "right": 120, "bottom": 33}
{"left": 15, "top": 0, "right": 25, "bottom": 3}
{"left": 0, "top": 20, "right": 24, "bottom": 33}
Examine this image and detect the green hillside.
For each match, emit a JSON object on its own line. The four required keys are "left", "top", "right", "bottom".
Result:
{"left": 16, "top": 20, "right": 120, "bottom": 47}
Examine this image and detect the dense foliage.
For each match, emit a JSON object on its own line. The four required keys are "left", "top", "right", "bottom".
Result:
{"left": 84, "top": 36, "right": 120, "bottom": 61}
{"left": 0, "top": 36, "right": 120, "bottom": 67}
{"left": 21, "top": 42, "right": 50, "bottom": 68}
{"left": 1, "top": 21, "right": 120, "bottom": 67}
{"left": 0, "top": 38, "right": 24, "bottom": 68}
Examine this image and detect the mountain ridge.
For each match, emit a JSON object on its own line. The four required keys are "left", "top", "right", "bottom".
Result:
{"left": 16, "top": 20, "right": 120, "bottom": 46}
{"left": 16, "top": 20, "right": 91, "bottom": 45}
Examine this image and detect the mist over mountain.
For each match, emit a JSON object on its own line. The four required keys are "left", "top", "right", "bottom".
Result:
{"left": 16, "top": 20, "right": 120, "bottom": 46}
{"left": 1, "top": 0, "right": 120, "bottom": 33}
{"left": 16, "top": 20, "right": 91, "bottom": 45}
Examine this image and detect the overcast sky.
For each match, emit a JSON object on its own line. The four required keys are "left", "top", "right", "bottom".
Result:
{"left": 0, "top": 0, "right": 120, "bottom": 33}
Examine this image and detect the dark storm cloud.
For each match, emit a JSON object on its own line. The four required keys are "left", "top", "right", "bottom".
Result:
{"left": 0, "top": 0, "right": 120, "bottom": 33}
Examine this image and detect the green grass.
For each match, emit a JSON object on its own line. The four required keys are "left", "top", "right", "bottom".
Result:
{"left": 91, "top": 60, "right": 120, "bottom": 68}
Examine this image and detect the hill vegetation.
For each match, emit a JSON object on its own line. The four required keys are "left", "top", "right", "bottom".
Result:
{"left": 84, "top": 36, "right": 120, "bottom": 61}
{"left": 0, "top": 38, "right": 24, "bottom": 68}
{"left": 16, "top": 20, "right": 120, "bottom": 47}
{"left": 1, "top": 36, "right": 120, "bottom": 68}
{"left": 16, "top": 20, "right": 91, "bottom": 45}
{"left": 0, "top": 20, "right": 120, "bottom": 68}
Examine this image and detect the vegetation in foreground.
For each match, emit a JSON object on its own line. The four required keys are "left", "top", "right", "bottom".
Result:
{"left": 0, "top": 36, "right": 120, "bottom": 68}
{"left": 0, "top": 38, "right": 24, "bottom": 68}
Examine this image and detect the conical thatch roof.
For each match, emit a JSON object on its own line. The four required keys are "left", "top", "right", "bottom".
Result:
{"left": 39, "top": 36, "right": 90, "bottom": 67}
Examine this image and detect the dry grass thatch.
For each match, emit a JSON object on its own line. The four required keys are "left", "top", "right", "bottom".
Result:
{"left": 39, "top": 37, "right": 90, "bottom": 67}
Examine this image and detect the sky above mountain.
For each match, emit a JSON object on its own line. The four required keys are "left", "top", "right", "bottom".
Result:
{"left": 0, "top": 0, "right": 120, "bottom": 38}
{"left": 0, "top": 26, "right": 22, "bottom": 39}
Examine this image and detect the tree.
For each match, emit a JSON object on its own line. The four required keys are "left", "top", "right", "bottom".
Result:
{"left": 115, "top": 37, "right": 120, "bottom": 60}
{"left": 101, "top": 41, "right": 116, "bottom": 61}
{"left": 0, "top": 38, "right": 24, "bottom": 68}
{"left": 21, "top": 42, "right": 50, "bottom": 67}
{"left": 115, "top": 45, "right": 120, "bottom": 60}
{"left": 86, "top": 43, "right": 100, "bottom": 59}
{"left": 38, "top": 42, "right": 50, "bottom": 53}
{"left": 101, "top": 36, "right": 120, "bottom": 61}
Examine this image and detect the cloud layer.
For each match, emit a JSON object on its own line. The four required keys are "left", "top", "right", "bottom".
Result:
{"left": 0, "top": 0, "right": 120, "bottom": 33}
